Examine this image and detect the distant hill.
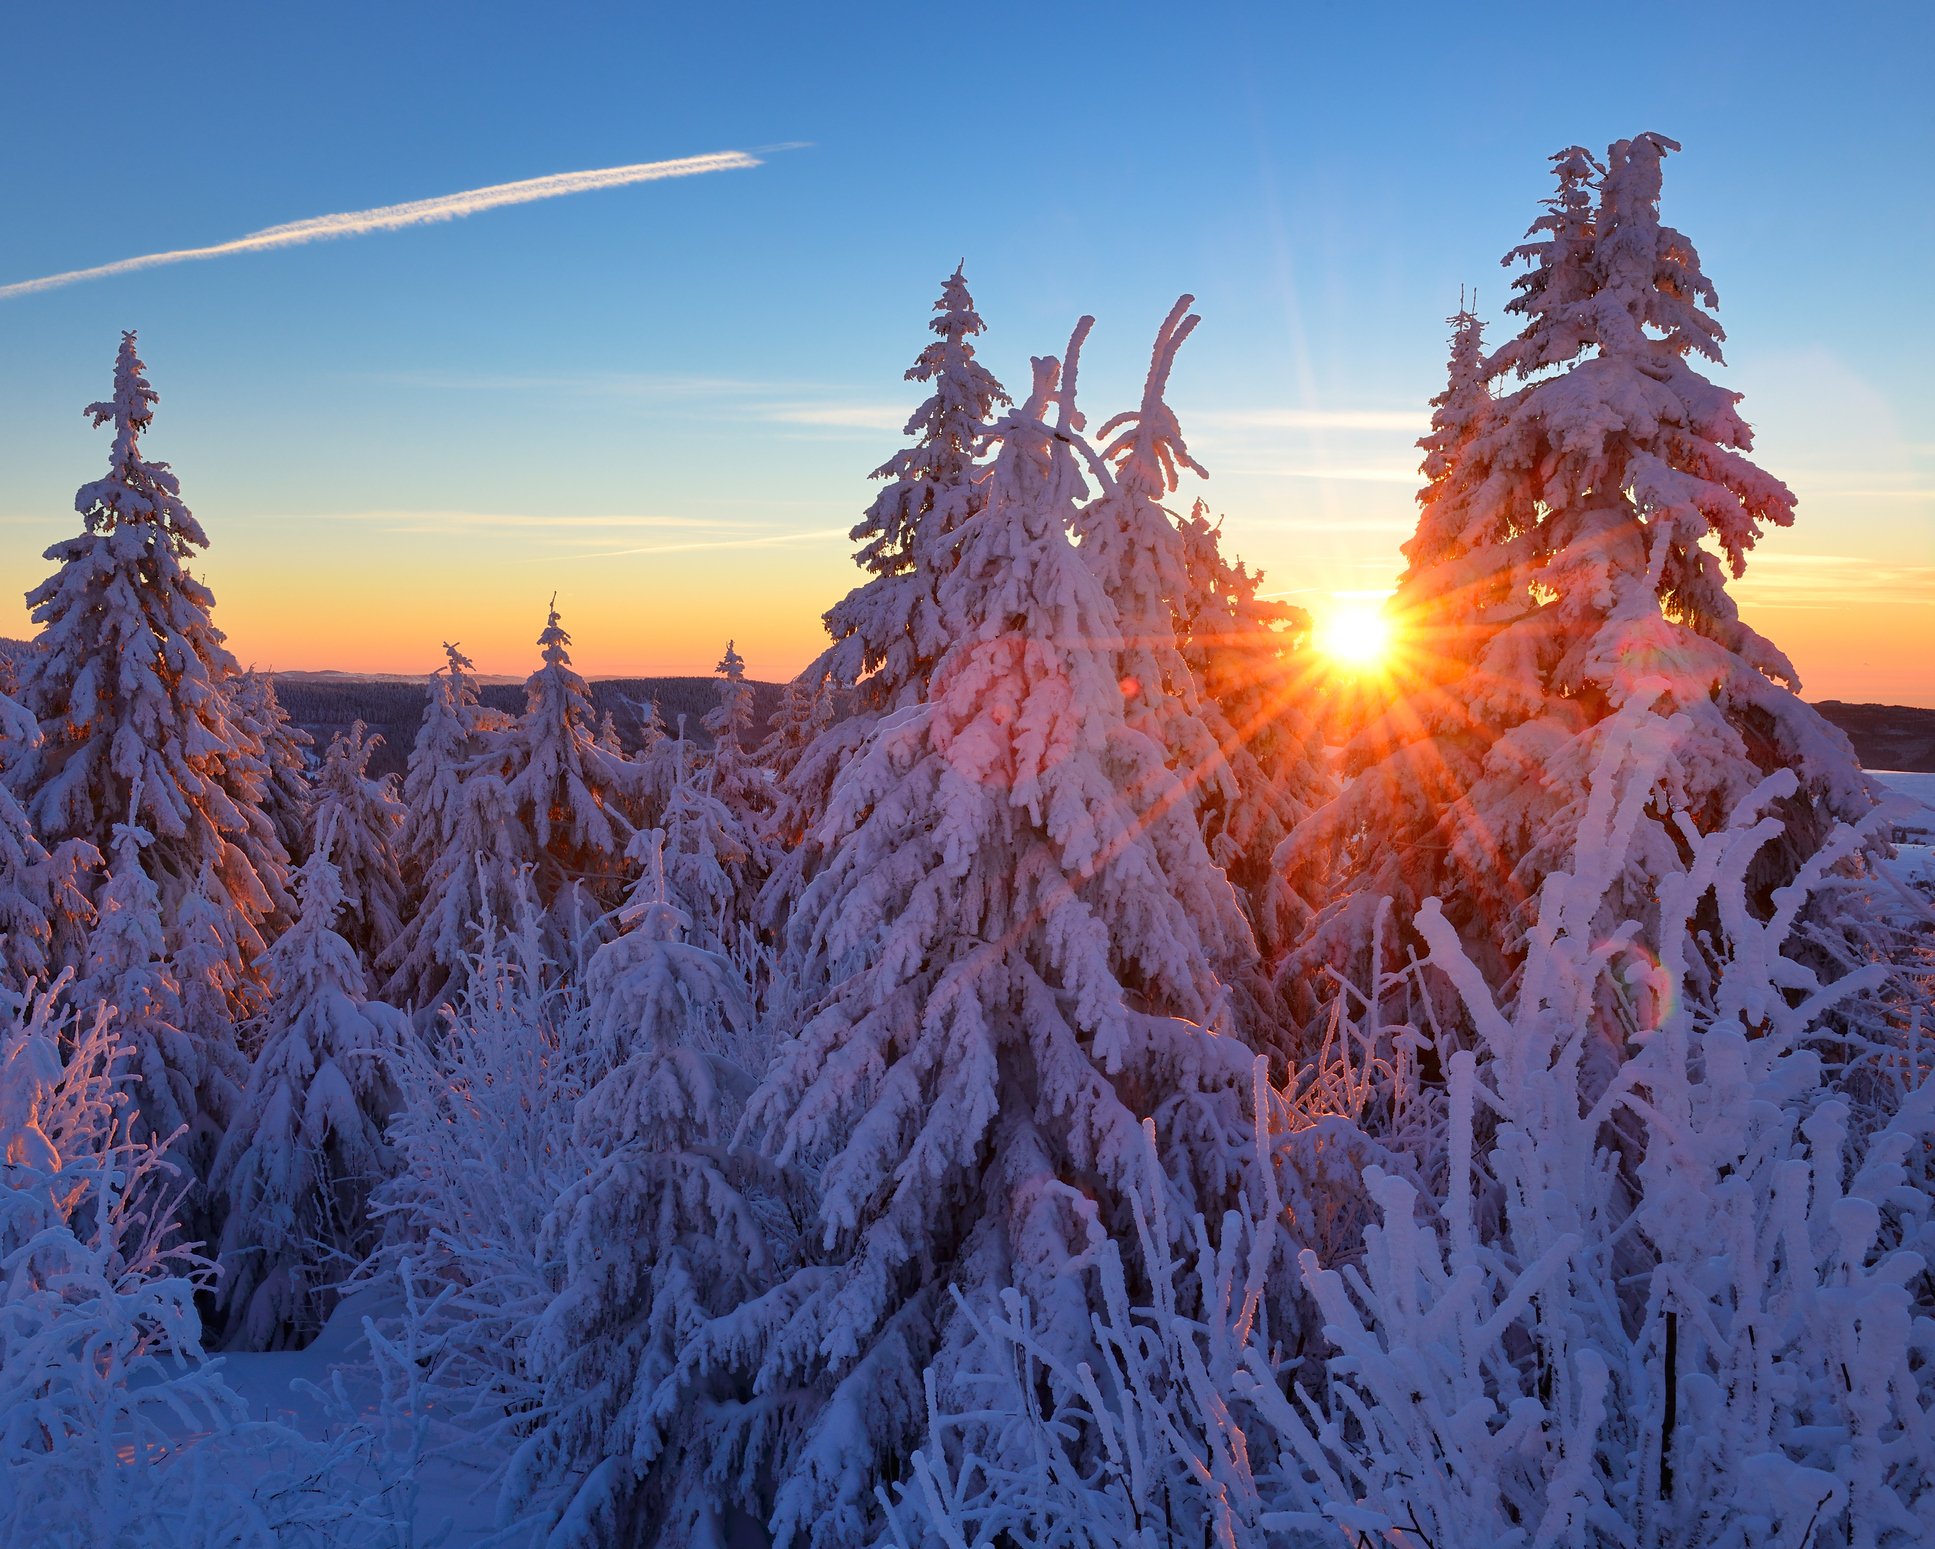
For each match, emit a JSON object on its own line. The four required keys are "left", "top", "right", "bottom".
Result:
{"left": 1814, "top": 702, "right": 1935, "bottom": 775}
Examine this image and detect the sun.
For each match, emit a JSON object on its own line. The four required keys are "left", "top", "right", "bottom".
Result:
{"left": 1317, "top": 600, "right": 1393, "bottom": 671}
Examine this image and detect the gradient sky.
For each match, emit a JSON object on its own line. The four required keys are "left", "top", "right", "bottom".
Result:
{"left": 2, "top": 2, "right": 1930, "bottom": 704}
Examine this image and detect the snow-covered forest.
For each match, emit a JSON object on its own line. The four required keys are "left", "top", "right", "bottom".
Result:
{"left": 4, "top": 133, "right": 1933, "bottom": 1548}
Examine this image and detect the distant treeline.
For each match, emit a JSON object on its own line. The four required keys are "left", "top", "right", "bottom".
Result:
{"left": 6, "top": 645, "right": 1933, "bottom": 775}
{"left": 271, "top": 674, "right": 784, "bottom": 779}
{"left": 265, "top": 670, "right": 1935, "bottom": 777}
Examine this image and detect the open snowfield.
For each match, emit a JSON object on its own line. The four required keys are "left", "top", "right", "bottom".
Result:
{"left": 1876, "top": 770, "right": 1935, "bottom": 885}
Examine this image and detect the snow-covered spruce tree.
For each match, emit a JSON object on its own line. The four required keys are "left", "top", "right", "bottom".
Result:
{"left": 507, "top": 828, "right": 774, "bottom": 1545}
{"left": 819, "top": 266, "right": 1009, "bottom": 715}
{"left": 386, "top": 611, "right": 635, "bottom": 1011}
{"left": 1070, "top": 302, "right": 1239, "bottom": 865}
{"left": 0, "top": 687, "right": 97, "bottom": 1007}
{"left": 230, "top": 668, "right": 312, "bottom": 873}
{"left": 165, "top": 862, "right": 250, "bottom": 1107}
{"left": 1069, "top": 297, "right": 1339, "bottom": 1029}
{"left": 498, "top": 601, "right": 639, "bottom": 951}
{"left": 701, "top": 640, "right": 770, "bottom": 928}
{"left": 395, "top": 641, "right": 495, "bottom": 887}
{"left": 307, "top": 721, "right": 406, "bottom": 970}
{"left": 71, "top": 815, "right": 241, "bottom": 1222}
{"left": 14, "top": 333, "right": 289, "bottom": 1013}
{"left": 759, "top": 673, "right": 837, "bottom": 850}
{"left": 1175, "top": 500, "right": 1333, "bottom": 969}
{"left": 1470, "top": 135, "right": 1876, "bottom": 980}
{"left": 658, "top": 736, "right": 753, "bottom": 964}
{"left": 212, "top": 838, "right": 409, "bottom": 1348}
{"left": 382, "top": 641, "right": 505, "bottom": 1009}
{"left": 1276, "top": 301, "right": 1517, "bottom": 1031}
{"left": 383, "top": 761, "right": 526, "bottom": 1016}
{"left": 765, "top": 266, "right": 1009, "bottom": 933}
{"left": 708, "top": 326, "right": 1260, "bottom": 1548}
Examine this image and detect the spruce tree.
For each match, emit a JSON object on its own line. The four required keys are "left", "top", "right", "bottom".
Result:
{"left": 167, "top": 861, "right": 250, "bottom": 1070}
{"left": 212, "top": 841, "right": 409, "bottom": 1348}
{"left": 230, "top": 670, "right": 312, "bottom": 871}
{"left": 396, "top": 643, "right": 495, "bottom": 888}
{"left": 1071, "top": 298, "right": 1229, "bottom": 801}
{"left": 1466, "top": 134, "right": 1877, "bottom": 972}
{"left": 818, "top": 265, "right": 1009, "bottom": 714}
{"left": 700, "top": 641, "right": 768, "bottom": 930}
{"left": 510, "top": 828, "right": 767, "bottom": 1544}
{"left": 307, "top": 722, "right": 406, "bottom": 969}
{"left": 71, "top": 816, "right": 239, "bottom": 1209}
{"left": 387, "top": 613, "right": 636, "bottom": 1008}
{"left": 0, "top": 690, "right": 82, "bottom": 1007}
{"left": 498, "top": 601, "right": 639, "bottom": 938}
{"left": 659, "top": 735, "right": 753, "bottom": 966}
{"left": 716, "top": 327, "right": 1258, "bottom": 1547}
{"left": 15, "top": 333, "right": 289, "bottom": 1013}
{"left": 766, "top": 268, "right": 1009, "bottom": 933}
{"left": 1070, "top": 298, "right": 1330, "bottom": 981}
{"left": 2, "top": 685, "right": 99, "bottom": 1002}
{"left": 384, "top": 760, "right": 525, "bottom": 1015}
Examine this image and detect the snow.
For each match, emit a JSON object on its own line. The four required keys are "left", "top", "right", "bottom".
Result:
{"left": 2, "top": 142, "right": 1930, "bottom": 1549}
{"left": 1874, "top": 770, "right": 1935, "bottom": 886}
{"left": 187, "top": 1289, "right": 533, "bottom": 1546}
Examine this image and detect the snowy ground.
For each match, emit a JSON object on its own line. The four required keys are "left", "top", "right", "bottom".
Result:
{"left": 1875, "top": 770, "right": 1935, "bottom": 888}
{"left": 210, "top": 1288, "right": 525, "bottom": 1545}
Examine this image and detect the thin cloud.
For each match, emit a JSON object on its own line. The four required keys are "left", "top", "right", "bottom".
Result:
{"left": 1734, "top": 554, "right": 1935, "bottom": 609}
{"left": 368, "top": 369, "right": 807, "bottom": 397}
{"left": 1194, "top": 408, "right": 1423, "bottom": 432}
{"left": 755, "top": 401, "right": 913, "bottom": 432}
{"left": 0, "top": 149, "right": 768, "bottom": 300}
{"left": 1242, "top": 464, "right": 1420, "bottom": 484}
{"left": 571, "top": 526, "right": 853, "bottom": 561}
{"left": 369, "top": 373, "right": 921, "bottom": 436}
{"left": 268, "top": 510, "right": 733, "bottom": 533}
{"left": 1801, "top": 488, "right": 1935, "bottom": 501}
{"left": 1244, "top": 515, "right": 1414, "bottom": 533}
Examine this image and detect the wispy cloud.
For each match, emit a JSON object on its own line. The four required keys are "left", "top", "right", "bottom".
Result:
{"left": 0, "top": 149, "right": 769, "bottom": 300}
{"left": 1798, "top": 488, "right": 1935, "bottom": 501}
{"left": 754, "top": 401, "right": 913, "bottom": 433}
{"left": 367, "top": 370, "right": 919, "bottom": 439}
{"left": 1732, "top": 553, "right": 1935, "bottom": 609}
{"left": 269, "top": 510, "right": 733, "bottom": 533}
{"left": 570, "top": 526, "right": 852, "bottom": 561}
{"left": 366, "top": 369, "right": 807, "bottom": 397}
{"left": 1242, "top": 464, "right": 1419, "bottom": 484}
{"left": 1193, "top": 408, "right": 1423, "bottom": 432}
{"left": 1243, "top": 515, "right": 1414, "bottom": 533}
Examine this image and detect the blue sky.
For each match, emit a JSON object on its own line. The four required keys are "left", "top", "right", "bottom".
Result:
{"left": 2, "top": 1, "right": 1930, "bottom": 701}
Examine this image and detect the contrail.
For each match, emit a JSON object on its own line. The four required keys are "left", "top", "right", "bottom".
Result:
{"left": 0, "top": 149, "right": 765, "bottom": 300}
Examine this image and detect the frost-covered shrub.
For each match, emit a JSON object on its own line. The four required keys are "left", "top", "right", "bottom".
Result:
{"left": 0, "top": 984, "right": 373, "bottom": 1547}
{"left": 363, "top": 892, "right": 597, "bottom": 1469}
